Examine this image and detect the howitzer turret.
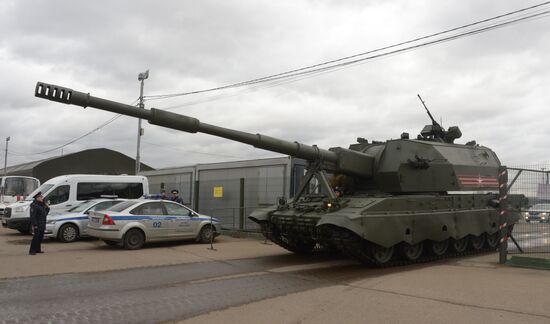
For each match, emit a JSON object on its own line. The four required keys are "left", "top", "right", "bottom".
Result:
{"left": 34, "top": 81, "right": 520, "bottom": 267}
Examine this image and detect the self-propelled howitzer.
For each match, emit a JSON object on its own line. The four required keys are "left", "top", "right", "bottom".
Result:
{"left": 35, "top": 82, "right": 518, "bottom": 266}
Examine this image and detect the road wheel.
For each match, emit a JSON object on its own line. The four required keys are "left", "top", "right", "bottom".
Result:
{"left": 103, "top": 240, "right": 119, "bottom": 246}
{"left": 371, "top": 244, "right": 394, "bottom": 264}
{"left": 58, "top": 224, "right": 79, "bottom": 243}
{"left": 401, "top": 242, "right": 424, "bottom": 261}
{"left": 123, "top": 229, "right": 145, "bottom": 250}
{"left": 451, "top": 236, "right": 469, "bottom": 253}
{"left": 198, "top": 225, "right": 215, "bottom": 243}
{"left": 470, "top": 234, "right": 485, "bottom": 251}
{"left": 486, "top": 232, "right": 500, "bottom": 249}
{"left": 429, "top": 239, "right": 449, "bottom": 256}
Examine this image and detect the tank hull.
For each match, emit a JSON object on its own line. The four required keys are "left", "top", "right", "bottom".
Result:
{"left": 250, "top": 194, "right": 518, "bottom": 266}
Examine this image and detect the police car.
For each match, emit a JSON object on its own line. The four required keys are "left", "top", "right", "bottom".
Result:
{"left": 45, "top": 199, "right": 127, "bottom": 242}
{"left": 87, "top": 199, "right": 220, "bottom": 250}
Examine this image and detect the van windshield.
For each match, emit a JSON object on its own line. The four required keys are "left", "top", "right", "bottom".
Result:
{"left": 1, "top": 177, "right": 39, "bottom": 197}
{"left": 531, "top": 204, "right": 550, "bottom": 211}
{"left": 25, "top": 184, "right": 55, "bottom": 201}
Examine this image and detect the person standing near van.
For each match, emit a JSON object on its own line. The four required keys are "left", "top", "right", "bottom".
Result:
{"left": 29, "top": 192, "right": 49, "bottom": 255}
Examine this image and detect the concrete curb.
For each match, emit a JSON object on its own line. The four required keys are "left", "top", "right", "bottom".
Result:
{"left": 507, "top": 255, "right": 550, "bottom": 270}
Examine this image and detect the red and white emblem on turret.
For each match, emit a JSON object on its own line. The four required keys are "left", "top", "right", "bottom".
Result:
{"left": 457, "top": 174, "right": 499, "bottom": 188}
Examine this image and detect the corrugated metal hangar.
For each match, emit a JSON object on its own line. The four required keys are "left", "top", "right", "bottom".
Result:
{"left": 4, "top": 148, "right": 154, "bottom": 183}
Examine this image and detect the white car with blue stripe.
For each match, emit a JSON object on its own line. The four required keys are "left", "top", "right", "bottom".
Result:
{"left": 45, "top": 199, "right": 127, "bottom": 242}
{"left": 87, "top": 199, "right": 220, "bottom": 250}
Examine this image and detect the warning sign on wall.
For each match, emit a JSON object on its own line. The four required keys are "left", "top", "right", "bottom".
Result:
{"left": 213, "top": 186, "right": 224, "bottom": 198}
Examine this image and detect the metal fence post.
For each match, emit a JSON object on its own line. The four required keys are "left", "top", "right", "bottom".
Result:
{"left": 239, "top": 178, "right": 245, "bottom": 231}
{"left": 193, "top": 180, "right": 200, "bottom": 212}
{"left": 232, "top": 208, "right": 236, "bottom": 231}
{"left": 498, "top": 166, "right": 509, "bottom": 264}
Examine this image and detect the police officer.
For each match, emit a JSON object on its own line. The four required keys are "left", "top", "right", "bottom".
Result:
{"left": 29, "top": 192, "right": 49, "bottom": 255}
{"left": 170, "top": 189, "right": 184, "bottom": 204}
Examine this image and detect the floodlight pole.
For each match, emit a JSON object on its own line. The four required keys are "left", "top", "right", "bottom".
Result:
{"left": 3, "top": 137, "right": 10, "bottom": 176}
{"left": 135, "top": 70, "right": 149, "bottom": 175}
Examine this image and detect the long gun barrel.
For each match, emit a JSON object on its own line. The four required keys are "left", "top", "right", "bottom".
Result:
{"left": 35, "top": 82, "right": 374, "bottom": 177}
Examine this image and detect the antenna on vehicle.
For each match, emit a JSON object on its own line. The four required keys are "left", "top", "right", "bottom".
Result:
{"left": 417, "top": 94, "right": 446, "bottom": 140}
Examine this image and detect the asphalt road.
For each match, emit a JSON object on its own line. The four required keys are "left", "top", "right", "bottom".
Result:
{"left": 0, "top": 253, "right": 349, "bottom": 323}
{"left": 1, "top": 225, "right": 549, "bottom": 323}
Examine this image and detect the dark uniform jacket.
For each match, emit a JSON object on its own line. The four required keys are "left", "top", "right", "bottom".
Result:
{"left": 30, "top": 201, "right": 50, "bottom": 231}
{"left": 170, "top": 196, "right": 185, "bottom": 205}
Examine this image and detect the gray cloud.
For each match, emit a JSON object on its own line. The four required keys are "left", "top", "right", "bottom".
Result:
{"left": 1, "top": 0, "right": 549, "bottom": 170}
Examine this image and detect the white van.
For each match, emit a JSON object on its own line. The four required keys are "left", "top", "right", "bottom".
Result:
{"left": 2, "top": 174, "right": 149, "bottom": 234}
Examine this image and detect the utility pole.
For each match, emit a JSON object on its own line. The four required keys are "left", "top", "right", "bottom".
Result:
{"left": 3, "top": 137, "right": 10, "bottom": 176}
{"left": 135, "top": 70, "right": 149, "bottom": 175}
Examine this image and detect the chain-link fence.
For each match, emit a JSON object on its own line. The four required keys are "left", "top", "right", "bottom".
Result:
{"left": 506, "top": 164, "right": 550, "bottom": 256}
{"left": 199, "top": 206, "right": 264, "bottom": 232}
{"left": 197, "top": 176, "right": 288, "bottom": 233}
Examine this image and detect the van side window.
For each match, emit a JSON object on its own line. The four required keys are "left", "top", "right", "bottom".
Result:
{"left": 77, "top": 183, "right": 144, "bottom": 200}
{"left": 45, "top": 185, "right": 70, "bottom": 205}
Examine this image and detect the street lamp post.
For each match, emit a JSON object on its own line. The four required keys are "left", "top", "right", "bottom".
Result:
{"left": 135, "top": 70, "right": 149, "bottom": 175}
{"left": 4, "top": 137, "right": 10, "bottom": 176}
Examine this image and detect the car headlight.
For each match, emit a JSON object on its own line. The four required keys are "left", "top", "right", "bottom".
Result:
{"left": 541, "top": 213, "right": 548, "bottom": 217}
{"left": 46, "top": 220, "right": 56, "bottom": 224}
{"left": 14, "top": 206, "right": 29, "bottom": 213}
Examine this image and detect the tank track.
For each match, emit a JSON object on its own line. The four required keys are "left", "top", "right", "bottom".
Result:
{"left": 261, "top": 221, "right": 503, "bottom": 267}
{"left": 324, "top": 226, "right": 500, "bottom": 267}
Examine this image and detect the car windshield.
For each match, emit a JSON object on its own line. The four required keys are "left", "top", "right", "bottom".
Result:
{"left": 108, "top": 200, "right": 140, "bottom": 212}
{"left": 68, "top": 200, "right": 99, "bottom": 213}
{"left": 25, "top": 184, "right": 55, "bottom": 201}
{"left": 531, "top": 204, "right": 550, "bottom": 211}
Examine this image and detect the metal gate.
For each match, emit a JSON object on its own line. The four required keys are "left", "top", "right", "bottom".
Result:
{"left": 500, "top": 165, "right": 550, "bottom": 265}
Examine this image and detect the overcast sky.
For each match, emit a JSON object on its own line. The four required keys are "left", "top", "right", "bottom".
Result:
{"left": 1, "top": 0, "right": 549, "bottom": 170}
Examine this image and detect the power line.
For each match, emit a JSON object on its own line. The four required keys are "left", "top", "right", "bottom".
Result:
{"left": 156, "top": 6, "right": 550, "bottom": 111}
{"left": 145, "top": 1, "right": 550, "bottom": 102}
{"left": 233, "top": 8, "right": 550, "bottom": 87}
{"left": 11, "top": 99, "right": 138, "bottom": 157}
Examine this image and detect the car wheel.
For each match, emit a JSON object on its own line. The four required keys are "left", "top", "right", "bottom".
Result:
{"left": 123, "top": 229, "right": 145, "bottom": 250}
{"left": 198, "top": 225, "right": 215, "bottom": 243}
{"left": 103, "top": 240, "right": 119, "bottom": 246}
{"left": 58, "top": 224, "right": 79, "bottom": 243}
